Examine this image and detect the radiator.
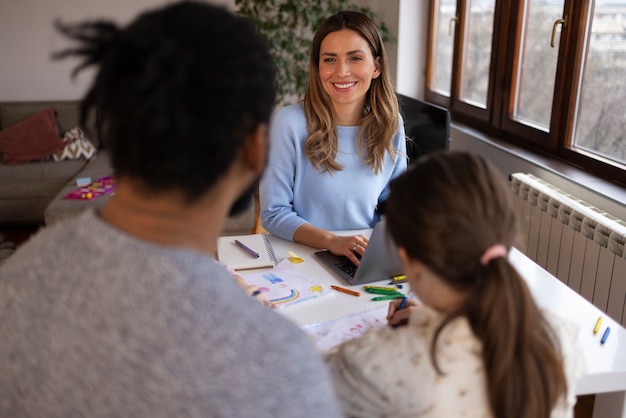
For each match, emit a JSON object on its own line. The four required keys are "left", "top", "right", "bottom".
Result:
{"left": 510, "top": 173, "right": 626, "bottom": 327}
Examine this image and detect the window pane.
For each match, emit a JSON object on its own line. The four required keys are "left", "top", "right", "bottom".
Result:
{"left": 572, "top": 1, "right": 626, "bottom": 166}
{"left": 459, "top": 0, "right": 495, "bottom": 108}
{"left": 512, "top": 1, "right": 564, "bottom": 131}
{"left": 430, "top": 0, "right": 457, "bottom": 96}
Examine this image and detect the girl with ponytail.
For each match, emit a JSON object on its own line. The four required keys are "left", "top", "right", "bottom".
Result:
{"left": 324, "top": 151, "right": 585, "bottom": 417}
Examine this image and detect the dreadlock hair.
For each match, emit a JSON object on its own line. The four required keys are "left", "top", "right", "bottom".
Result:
{"left": 54, "top": 1, "right": 276, "bottom": 203}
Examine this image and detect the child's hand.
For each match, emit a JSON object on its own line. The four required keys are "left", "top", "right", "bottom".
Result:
{"left": 246, "top": 284, "right": 275, "bottom": 308}
{"left": 222, "top": 262, "right": 275, "bottom": 308}
{"left": 386, "top": 297, "right": 419, "bottom": 328}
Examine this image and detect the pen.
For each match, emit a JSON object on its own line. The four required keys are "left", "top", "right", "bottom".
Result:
{"left": 330, "top": 285, "right": 360, "bottom": 297}
{"left": 391, "top": 296, "right": 408, "bottom": 329}
{"left": 593, "top": 316, "right": 603, "bottom": 335}
{"left": 601, "top": 327, "right": 611, "bottom": 345}
{"left": 234, "top": 240, "right": 259, "bottom": 258}
{"left": 371, "top": 295, "right": 405, "bottom": 301}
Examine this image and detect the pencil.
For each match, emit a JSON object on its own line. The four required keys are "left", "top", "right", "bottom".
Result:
{"left": 330, "top": 285, "right": 360, "bottom": 297}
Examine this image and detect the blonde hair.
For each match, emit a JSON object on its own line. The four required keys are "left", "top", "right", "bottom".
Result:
{"left": 303, "top": 11, "right": 399, "bottom": 174}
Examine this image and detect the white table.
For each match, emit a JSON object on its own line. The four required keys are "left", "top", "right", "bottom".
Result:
{"left": 260, "top": 232, "right": 626, "bottom": 418}
{"left": 508, "top": 248, "right": 626, "bottom": 418}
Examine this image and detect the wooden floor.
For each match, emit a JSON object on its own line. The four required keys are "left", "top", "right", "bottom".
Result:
{"left": 0, "top": 219, "right": 596, "bottom": 418}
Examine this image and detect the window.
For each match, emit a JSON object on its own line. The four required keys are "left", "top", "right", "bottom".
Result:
{"left": 426, "top": 0, "right": 626, "bottom": 185}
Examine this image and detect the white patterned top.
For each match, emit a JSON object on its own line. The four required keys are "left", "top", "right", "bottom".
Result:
{"left": 324, "top": 304, "right": 586, "bottom": 418}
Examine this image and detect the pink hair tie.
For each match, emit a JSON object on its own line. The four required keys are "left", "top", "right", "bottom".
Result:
{"left": 480, "top": 244, "right": 508, "bottom": 266}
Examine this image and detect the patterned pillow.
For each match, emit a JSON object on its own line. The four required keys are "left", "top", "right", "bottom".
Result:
{"left": 52, "top": 127, "right": 97, "bottom": 161}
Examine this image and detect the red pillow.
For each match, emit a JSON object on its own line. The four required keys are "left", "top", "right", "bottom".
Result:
{"left": 0, "top": 108, "right": 66, "bottom": 165}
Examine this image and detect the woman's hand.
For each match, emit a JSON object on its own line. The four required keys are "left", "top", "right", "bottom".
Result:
{"left": 386, "top": 297, "right": 419, "bottom": 328}
{"left": 292, "top": 225, "right": 369, "bottom": 266}
{"left": 326, "top": 234, "right": 369, "bottom": 266}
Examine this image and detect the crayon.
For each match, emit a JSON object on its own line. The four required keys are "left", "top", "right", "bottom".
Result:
{"left": 330, "top": 285, "right": 360, "bottom": 297}
{"left": 601, "top": 327, "right": 611, "bottom": 345}
{"left": 593, "top": 316, "right": 603, "bottom": 335}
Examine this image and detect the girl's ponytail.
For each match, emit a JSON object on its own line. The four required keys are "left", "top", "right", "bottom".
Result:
{"left": 465, "top": 259, "right": 567, "bottom": 418}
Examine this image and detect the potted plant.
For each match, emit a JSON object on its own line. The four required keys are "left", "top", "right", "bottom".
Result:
{"left": 235, "top": 0, "right": 394, "bottom": 106}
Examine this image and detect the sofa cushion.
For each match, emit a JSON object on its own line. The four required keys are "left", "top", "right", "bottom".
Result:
{"left": 0, "top": 101, "right": 100, "bottom": 149}
{"left": 53, "top": 127, "right": 97, "bottom": 161}
{"left": 0, "top": 108, "right": 65, "bottom": 165}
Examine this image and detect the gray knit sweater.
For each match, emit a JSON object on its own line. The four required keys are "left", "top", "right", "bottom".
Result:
{"left": 0, "top": 210, "right": 340, "bottom": 417}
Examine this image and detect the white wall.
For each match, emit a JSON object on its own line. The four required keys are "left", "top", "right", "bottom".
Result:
{"left": 0, "top": 0, "right": 233, "bottom": 101}
{"left": 450, "top": 125, "right": 626, "bottom": 220}
{"left": 358, "top": 0, "right": 400, "bottom": 87}
{"left": 396, "top": 0, "right": 429, "bottom": 100}
{"left": 0, "top": 0, "right": 400, "bottom": 102}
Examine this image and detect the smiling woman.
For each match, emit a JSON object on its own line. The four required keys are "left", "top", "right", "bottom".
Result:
{"left": 318, "top": 28, "right": 381, "bottom": 125}
{"left": 259, "top": 10, "right": 407, "bottom": 265}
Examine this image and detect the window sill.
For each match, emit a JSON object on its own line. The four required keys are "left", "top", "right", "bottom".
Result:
{"left": 450, "top": 122, "right": 626, "bottom": 221}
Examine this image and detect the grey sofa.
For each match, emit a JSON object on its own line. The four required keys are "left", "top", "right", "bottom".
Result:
{"left": 0, "top": 100, "right": 97, "bottom": 225}
{"left": 0, "top": 100, "right": 254, "bottom": 235}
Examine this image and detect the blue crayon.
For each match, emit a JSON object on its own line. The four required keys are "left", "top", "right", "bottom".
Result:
{"left": 601, "top": 327, "right": 611, "bottom": 345}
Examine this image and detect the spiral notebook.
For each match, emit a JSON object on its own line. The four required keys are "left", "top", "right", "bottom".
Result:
{"left": 217, "top": 234, "right": 278, "bottom": 270}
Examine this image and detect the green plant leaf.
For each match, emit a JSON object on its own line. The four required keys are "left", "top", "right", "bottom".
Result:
{"left": 237, "top": 0, "right": 394, "bottom": 107}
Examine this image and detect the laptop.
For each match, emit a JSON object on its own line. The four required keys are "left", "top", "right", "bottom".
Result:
{"left": 314, "top": 218, "right": 404, "bottom": 285}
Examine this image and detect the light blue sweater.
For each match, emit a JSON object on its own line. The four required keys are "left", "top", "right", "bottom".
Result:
{"left": 260, "top": 103, "right": 407, "bottom": 241}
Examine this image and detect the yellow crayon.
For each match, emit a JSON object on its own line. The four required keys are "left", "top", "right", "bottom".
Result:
{"left": 593, "top": 316, "right": 603, "bottom": 335}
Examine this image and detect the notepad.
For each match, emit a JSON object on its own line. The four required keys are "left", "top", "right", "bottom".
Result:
{"left": 217, "top": 234, "right": 278, "bottom": 270}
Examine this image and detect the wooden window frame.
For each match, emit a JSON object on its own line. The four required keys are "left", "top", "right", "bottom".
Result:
{"left": 425, "top": 0, "right": 626, "bottom": 186}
